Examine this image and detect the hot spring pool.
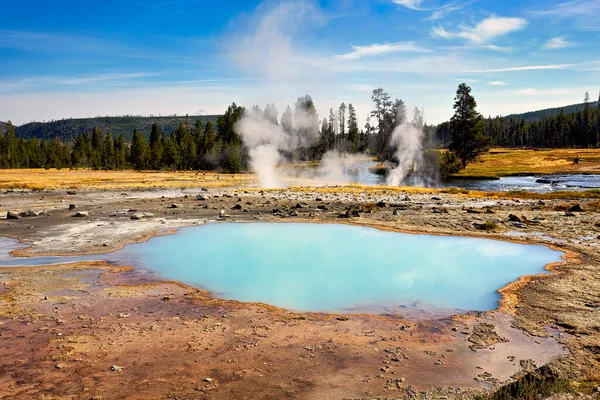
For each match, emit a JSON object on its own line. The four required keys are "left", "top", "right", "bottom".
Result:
{"left": 0, "top": 223, "right": 563, "bottom": 314}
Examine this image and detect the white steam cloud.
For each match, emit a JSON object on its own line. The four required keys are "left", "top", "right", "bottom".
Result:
{"left": 235, "top": 111, "right": 288, "bottom": 188}
{"left": 235, "top": 108, "right": 369, "bottom": 188}
{"left": 386, "top": 123, "right": 424, "bottom": 186}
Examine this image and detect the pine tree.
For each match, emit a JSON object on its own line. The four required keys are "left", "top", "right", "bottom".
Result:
{"left": 3, "top": 122, "right": 18, "bottom": 168}
{"left": 264, "top": 103, "right": 279, "bottom": 125}
{"left": 193, "top": 120, "right": 204, "bottom": 165}
{"left": 130, "top": 129, "right": 149, "bottom": 170}
{"left": 347, "top": 103, "right": 359, "bottom": 153}
{"left": 338, "top": 102, "right": 347, "bottom": 145}
{"left": 281, "top": 106, "right": 293, "bottom": 134}
{"left": 449, "top": 83, "right": 491, "bottom": 169}
{"left": 114, "top": 135, "right": 126, "bottom": 169}
{"left": 203, "top": 121, "right": 216, "bottom": 154}
{"left": 149, "top": 123, "right": 163, "bottom": 169}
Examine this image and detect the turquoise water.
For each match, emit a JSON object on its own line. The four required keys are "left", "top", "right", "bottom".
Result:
{"left": 0, "top": 223, "right": 563, "bottom": 314}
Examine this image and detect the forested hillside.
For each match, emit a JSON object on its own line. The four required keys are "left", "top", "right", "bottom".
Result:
{"left": 14, "top": 115, "right": 219, "bottom": 142}
{"left": 433, "top": 92, "right": 600, "bottom": 148}
{"left": 502, "top": 101, "right": 599, "bottom": 123}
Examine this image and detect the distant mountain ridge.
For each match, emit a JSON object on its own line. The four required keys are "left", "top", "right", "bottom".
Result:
{"left": 499, "top": 101, "right": 599, "bottom": 123}
{"left": 13, "top": 115, "right": 219, "bottom": 142}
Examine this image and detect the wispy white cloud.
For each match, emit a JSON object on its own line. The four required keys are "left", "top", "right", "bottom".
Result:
{"left": 489, "top": 81, "right": 507, "bottom": 86}
{"left": 543, "top": 36, "right": 577, "bottom": 49}
{"left": 429, "top": 4, "right": 463, "bottom": 20}
{"left": 516, "top": 88, "right": 574, "bottom": 95}
{"left": 335, "top": 41, "right": 430, "bottom": 60}
{"left": 0, "top": 72, "right": 162, "bottom": 92}
{"left": 532, "top": 0, "right": 600, "bottom": 31}
{"left": 467, "top": 60, "right": 600, "bottom": 73}
{"left": 392, "top": 0, "right": 424, "bottom": 10}
{"left": 432, "top": 16, "right": 527, "bottom": 45}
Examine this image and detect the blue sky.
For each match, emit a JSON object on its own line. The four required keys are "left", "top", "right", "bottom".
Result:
{"left": 1, "top": 0, "right": 599, "bottom": 126}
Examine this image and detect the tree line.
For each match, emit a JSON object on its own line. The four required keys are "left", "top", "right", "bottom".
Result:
{"left": 1, "top": 87, "right": 598, "bottom": 173}
{"left": 434, "top": 91, "right": 600, "bottom": 149}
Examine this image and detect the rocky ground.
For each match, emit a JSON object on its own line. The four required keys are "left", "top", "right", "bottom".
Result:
{"left": 0, "top": 185, "right": 599, "bottom": 399}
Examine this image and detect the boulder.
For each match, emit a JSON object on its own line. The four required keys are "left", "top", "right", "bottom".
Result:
{"left": 18, "top": 210, "right": 38, "bottom": 217}
{"left": 6, "top": 211, "right": 20, "bottom": 220}
{"left": 567, "top": 204, "right": 583, "bottom": 212}
{"left": 507, "top": 214, "right": 522, "bottom": 222}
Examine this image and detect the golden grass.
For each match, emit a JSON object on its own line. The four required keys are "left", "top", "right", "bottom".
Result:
{"left": 453, "top": 148, "right": 600, "bottom": 178}
{"left": 0, "top": 169, "right": 256, "bottom": 190}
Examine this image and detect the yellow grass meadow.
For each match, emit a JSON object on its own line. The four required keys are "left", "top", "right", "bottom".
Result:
{"left": 0, "top": 169, "right": 256, "bottom": 191}
{"left": 454, "top": 148, "right": 600, "bottom": 178}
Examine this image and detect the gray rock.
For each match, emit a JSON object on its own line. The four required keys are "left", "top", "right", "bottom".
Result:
{"left": 73, "top": 211, "right": 89, "bottom": 217}
{"left": 197, "top": 194, "right": 210, "bottom": 201}
{"left": 19, "top": 210, "right": 39, "bottom": 217}
{"left": 130, "top": 212, "right": 153, "bottom": 220}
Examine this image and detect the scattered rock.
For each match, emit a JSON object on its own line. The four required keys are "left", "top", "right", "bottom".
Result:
{"left": 315, "top": 197, "right": 323, "bottom": 202}
{"left": 19, "top": 210, "right": 39, "bottom": 217}
{"left": 376, "top": 201, "right": 387, "bottom": 208}
{"left": 203, "top": 377, "right": 212, "bottom": 383}
{"left": 130, "top": 212, "right": 153, "bottom": 220}
{"left": 340, "top": 206, "right": 360, "bottom": 218}
{"left": 196, "top": 194, "right": 209, "bottom": 201}
{"left": 66, "top": 190, "right": 77, "bottom": 195}
{"left": 316, "top": 205, "right": 328, "bottom": 211}
{"left": 231, "top": 204, "right": 244, "bottom": 210}
{"left": 567, "top": 204, "right": 583, "bottom": 212}
{"left": 110, "top": 365, "right": 123, "bottom": 372}
{"left": 68, "top": 204, "right": 77, "bottom": 210}
{"left": 519, "top": 359, "right": 537, "bottom": 372}
{"left": 73, "top": 211, "right": 89, "bottom": 217}
{"left": 55, "top": 363, "right": 64, "bottom": 369}
{"left": 6, "top": 211, "right": 20, "bottom": 220}
{"left": 507, "top": 214, "right": 522, "bottom": 222}
{"left": 393, "top": 209, "right": 401, "bottom": 216}
{"left": 468, "top": 323, "right": 509, "bottom": 351}
{"left": 170, "top": 203, "right": 182, "bottom": 209}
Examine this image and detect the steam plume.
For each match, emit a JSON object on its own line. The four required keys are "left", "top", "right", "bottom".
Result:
{"left": 386, "top": 123, "right": 424, "bottom": 186}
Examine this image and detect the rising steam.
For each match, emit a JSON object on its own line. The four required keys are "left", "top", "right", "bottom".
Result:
{"left": 386, "top": 123, "right": 424, "bottom": 186}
